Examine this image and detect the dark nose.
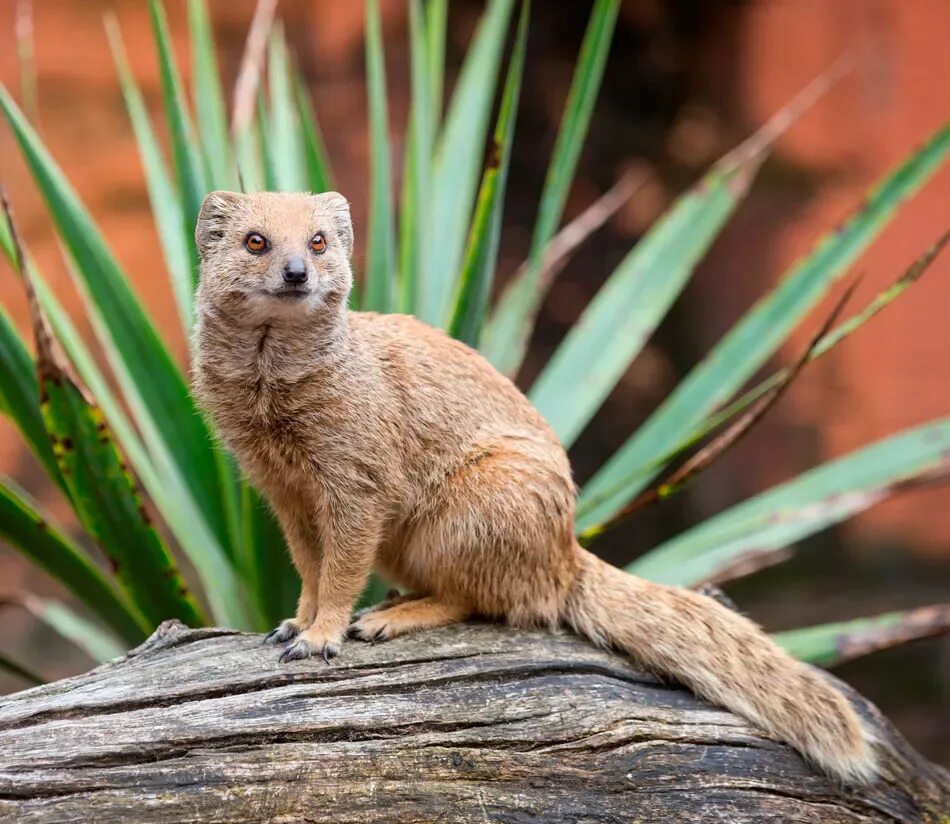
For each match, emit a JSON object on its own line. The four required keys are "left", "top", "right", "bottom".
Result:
{"left": 283, "top": 257, "right": 308, "bottom": 284}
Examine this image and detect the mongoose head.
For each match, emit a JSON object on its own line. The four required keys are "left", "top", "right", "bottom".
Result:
{"left": 195, "top": 190, "right": 353, "bottom": 323}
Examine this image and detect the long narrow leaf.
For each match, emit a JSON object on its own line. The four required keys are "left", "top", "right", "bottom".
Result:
{"left": 0, "top": 197, "right": 13, "bottom": 260}
{"left": 255, "top": 93, "right": 280, "bottom": 192}
{"left": 0, "top": 308, "right": 64, "bottom": 491}
{"left": 38, "top": 330, "right": 205, "bottom": 630}
{"left": 148, "top": 0, "right": 206, "bottom": 285}
{"left": 0, "top": 479, "right": 147, "bottom": 645}
{"left": 0, "top": 90, "right": 251, "bottom": 627}
{"left": 105, "top": 16, "right": 193, "bottom": 333}
{"left": 502, "top": 166, "right": 645, "bottom": 309}
{"left": 231, "top": 0, "right": 277, "bottom": 137}
{"left": 397, "top": 0, "right": 432, "bottom": 314}
{"left": 28, "top": 268, "right": 250, "bottom": 629}
{"left": 267, "top": 25, "right": 306, "bottom": 191}
{"left": 530, "top": 62, "right": 855, "bottom": 449}
{"left": 4, "top": 199, "right": 204, "bottom": 629}
{"left": 773, "top": 605, "right": 950, "bottom": 667}
{"left": 231, "top": 0, "right": 275, "bottom": 193}
{"left": 425, "top": 0, "right": 447, "bottom": 137}
{"left": 671, "top": 229, "right": 950, "bottom": 463}
{"left": 481, "top": 0, "right": 619, "bottom": 374}
{"left": 449, "top": 1, "right": 529, "bottom": 346}
{"left": 629, "top": 418, "right": 950, "bottom": 587}
{"left": 30, "top": 271, "right": 152, "bottom": 492}
{"left": 419, "top": 0, "right": 515, "bottom": 326}
{"left": 188, "top": 0, "right": 234, "bottom": 190}
{"left": 234, "top": 125, "right": 263, "bottom": 193}
{"left": 294, "top": 72, "right": 334, "bottom": 193}
{"left": 0, "top": 594, "right": 126, "bottom": 664}
{"left": 578, "top": 120, "right": 950, "bottom": 531}
{"left": 584, "top": 279, "right": 858, "bottom": 541}
{"left": 578, "top": 231, "right": 950, "bottom": 523}
{"left": 0, "top": 86, "right": 234, "bottom": 557}
{"left": 363, "top": 0, "right": 396, "bottom": 313}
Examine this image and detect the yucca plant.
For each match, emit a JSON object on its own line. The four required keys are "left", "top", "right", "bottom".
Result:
{"left": 1, "top": 0, "right": 948, "bottom": 685}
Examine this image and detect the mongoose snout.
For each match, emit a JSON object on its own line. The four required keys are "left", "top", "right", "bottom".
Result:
{"left": 192, "top": 190, "right": 878, "bottom": 785}
{"left": 282, "top": 256, "right": 309, "bottom": 285}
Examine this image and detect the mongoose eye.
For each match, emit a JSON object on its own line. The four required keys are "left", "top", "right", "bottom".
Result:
{"left": 244, "top": 232, "right": 269, "bottom": 254}
{"left": 310, "top": 233, "right": 327, "bottom": 254}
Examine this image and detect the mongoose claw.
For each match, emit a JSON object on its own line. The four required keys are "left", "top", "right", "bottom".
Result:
{"left": 264, "top": 620, "right": 300, "bottom": 645}
{"left": 278, "top": 636, "right": 341, "bottom": 664}
{"left": 348, "top": 616, "right": 389, "bottom": 643}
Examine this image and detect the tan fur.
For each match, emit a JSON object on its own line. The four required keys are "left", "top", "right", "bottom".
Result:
{"left": 192, "top": 191, "right": 877, "bottom": 784}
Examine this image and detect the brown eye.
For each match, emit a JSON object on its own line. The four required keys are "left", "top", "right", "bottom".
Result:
{"left": 310, "top": 233, "right": 327, "bottom": 254}
{"left": 245, "top": 232, "right": 268, "bottom": 253}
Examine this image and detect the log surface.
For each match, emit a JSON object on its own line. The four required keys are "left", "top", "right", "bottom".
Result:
{"left": 0, "top": 620, "right": 946, "bottom": 823}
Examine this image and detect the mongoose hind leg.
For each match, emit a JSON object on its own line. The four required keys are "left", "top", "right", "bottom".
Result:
{"left": 350, "top": 590, "right": 418, "bottom": 622}
{"left": 349, "top": 596, "right": 471, "bottom": 642}
{"left": 403, "top": 436, "right": 578, "bottom": 628}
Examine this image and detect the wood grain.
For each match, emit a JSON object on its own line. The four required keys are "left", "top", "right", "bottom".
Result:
{"left": 0, "top": 620, "right": 946, "bottom": 822}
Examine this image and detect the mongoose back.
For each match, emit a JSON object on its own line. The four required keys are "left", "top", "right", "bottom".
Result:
{"left": 192, "top": 190, "right": 877, "bottom": 784}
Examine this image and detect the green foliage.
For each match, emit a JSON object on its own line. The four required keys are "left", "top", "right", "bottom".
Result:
{"left": 482, "top": 0, "right": 620, "bottom": 374}
{"left": 450, "top": 1, "right": 530, "bottom": 345}
{"left": 364, "top": 0, "right": 397, "bottom": 313}
{"left": 0, "top": 480, "right": 147, "bottom": 646}
{"left": 0, "top": 1, "right": 947, "bottom": 678}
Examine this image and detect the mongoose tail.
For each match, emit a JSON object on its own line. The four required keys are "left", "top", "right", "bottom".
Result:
{"left": 563, "top": 547, "right": 878, "bottom": 784}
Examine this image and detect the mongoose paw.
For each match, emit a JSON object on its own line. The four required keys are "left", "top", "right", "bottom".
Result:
{"left": 348, "top": 613, "right": 392, "bottom": 643}
{"left": 350, "top": 590, "right": 406, "bottom": 622}
{"left": 278, "top": 635, "right": 341, "bottom": 664}
{"left": 264, "top": 619, "right": 302, "bottom": 645}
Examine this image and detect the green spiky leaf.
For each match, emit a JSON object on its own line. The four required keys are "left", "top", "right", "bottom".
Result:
{"left": 188, "top": 0, "right": 234, "bottom": 190}
{"left": 106, "top": 16, "right": 193, "bottom": 332}
{"left": 0, "top": 308, "right": 64, "bottom": 492}
{"left": 363, "top": 0, "right": 396, "bottom": 313}
{"left": 0, "top": 479, "right": 147, "bottom": 645}
{"left": 481, "top": 0, "right": 619, "bottom": 374}
{"left": 449, "top": 1, "right": 529, "bottom": 345}
{"left": 578, "top": 120, "right": 950, "bottom": 531}
{"left": 774, "top": 605, "right": 950, "bottom": 667}
{"left": 267, "top": 25, "right": 306, "bottom": 192}
{"left": 148, "top": 0, "right": 206, "bottom": 284}
{"left": 630, "top": 418, "right": 950, "bottom": 586}
{"left": 0, "top": 96, "right": 251, "bottom": 627}
{"left": 419, "top": 0, "right": 515, "bottom": 325}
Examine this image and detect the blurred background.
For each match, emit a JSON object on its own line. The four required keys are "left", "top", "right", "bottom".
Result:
{"left": 0, "top": 0, "right": 947, "bottom": 762}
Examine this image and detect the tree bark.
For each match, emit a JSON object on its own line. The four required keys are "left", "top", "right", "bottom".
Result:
{"left": 0, "top": 620, "right": 946, "bottom": 823}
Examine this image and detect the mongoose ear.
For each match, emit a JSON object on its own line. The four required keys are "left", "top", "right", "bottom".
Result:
{"left": 196, "top": 191, "right": 243, "bottom": 258}
{"left": 316, "top": 192, "right": 353, "bottom": 259}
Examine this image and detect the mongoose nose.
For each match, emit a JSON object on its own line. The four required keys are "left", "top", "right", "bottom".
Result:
{"left": 283, "top": 257, "right": 308, "bottom": 285}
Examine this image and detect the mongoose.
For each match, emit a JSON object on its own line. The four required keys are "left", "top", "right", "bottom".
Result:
{"left": 192, "top": 190, "right": 877, "bottom": 784}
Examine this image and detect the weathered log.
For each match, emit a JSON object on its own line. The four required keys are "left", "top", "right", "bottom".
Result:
{"left": 0, "top": 620, "right": 946, "bottom": 823}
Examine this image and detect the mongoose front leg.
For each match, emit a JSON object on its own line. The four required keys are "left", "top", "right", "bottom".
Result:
{"left": 264, "top": 506, "right": 323, "bottom": 645}
{"left": 264, "top": 589, "right": 318, "bottom": 645}
{"left": 279, "top": 508, "right": 382, "bottom": 663}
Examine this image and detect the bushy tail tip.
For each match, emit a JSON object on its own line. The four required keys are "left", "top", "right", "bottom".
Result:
{"left": 563, "top": 548, "right": 878, "bottom": 784}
